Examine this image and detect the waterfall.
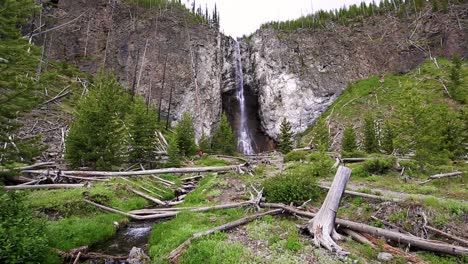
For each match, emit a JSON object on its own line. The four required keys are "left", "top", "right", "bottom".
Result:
{"left": 233, "top": 40, "right": 255, "bottom": 155}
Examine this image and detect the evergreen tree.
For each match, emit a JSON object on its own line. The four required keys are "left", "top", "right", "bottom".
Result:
{"left": 166, "top": 135, "right": 181, "bottom": 168}
{"left": 312, "top": 119, "right": 330, "bottom": 152}
{"left": 198, "top": 132, "right": 212, "bottom": 154}
{"left": 0, "top": 0, "right": 42, "bottom": 163}
{"left": 449, "top": 54, "right": 466, "bottom": 103}
{"left": 341, "top": 124, "right": 357, "bottom": 153}
{"left": 380, "top": 121, "right": 395, "bottom": 154}
{"left": 65, "top": 71, "right": 130, "bottom": 170}
{"left": 174, "top": 112, "right": 197, "bottom": 156}
{"left": 278, "top": 118, "right": 294, "bottom": 154}
{"left": 212, "top": 113, "right": 236, "bottom": 155}
{"left": 126, "top": 97, "right": 158, "bottom": 165}
{"left": 363, "top": 115, "right": 379, "bottom": 153}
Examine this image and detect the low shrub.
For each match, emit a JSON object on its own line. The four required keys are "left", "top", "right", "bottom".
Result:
{"left": 361, "top": 157, "right": 395, "bottom": 174}
{"left": 284, "top": 150, "right": 308, "bottom": 162}
{"left": 0, "top": 190, "right": 50, "bottom": 263}
{"left": 341, "top": 150, "right": 367, "bottom": 158}
{"left": 352, "top": 166, "right": 371, "bottom": 178}
{"left": 263, "top": 170, "right": 321, "bottom": 205}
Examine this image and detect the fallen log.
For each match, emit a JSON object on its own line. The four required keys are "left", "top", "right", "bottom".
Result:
{"left": 129, "top": 188, "right": 166, "bottom": 206}
{"left": 371, "top": 216, "right": 415, "bottom": 236}
{"left": 56, "top": 248, "right": 127, "bottom": 261}
{"left": 319, "top": 185, "right": 402, "bottom": 202}
{"left": 341, "top": 158, "right": 371, "bottom": 162}
{"left": 362, "top": 234, "right": 427, "bottom": 264}
{"left": 61, "top": 175, "right": 109, "bottom": 182}
{"left": 84, "top": 199, "right": 177, "bottom": 220}
{"left": 260, "top": 203, "right": 468, "bottom": 256}
{"left": 1, "top": 162, "right": 55, "bottom": 173}
{"left": 425, "top": 225, "right": 468, "bottom": 247}
{"left": 419, "top": 171, "right": 463, "bottom": 184}
{"left": 23, "top": 164, "right": 244, "bottom": 177}
{"left": 341, "top": 228, "right": 376, "bottom": 249}
{"left": 4, "top": 184, "right": 84, "bottom": 190}
{"left": 128, "top": 201, "right": 253, "bottom": 215}
{"left": 167, "top": 209, "right": 282, "bottom": 263}
{"left": 308, "top": 166, "right": 352, "bottom": 255}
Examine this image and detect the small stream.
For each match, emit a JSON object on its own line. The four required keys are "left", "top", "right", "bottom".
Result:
{"left": 89, "top": 221, "right": 154, "bottom": 264}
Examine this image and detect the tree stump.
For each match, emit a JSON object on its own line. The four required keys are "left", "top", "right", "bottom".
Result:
{"left": 308, "top": 166, "right": 352, "bottom": 254}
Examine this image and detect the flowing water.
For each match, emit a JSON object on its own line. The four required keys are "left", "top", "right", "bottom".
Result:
{"left": 233, "top": 40, "right": 255, "bottom": 155}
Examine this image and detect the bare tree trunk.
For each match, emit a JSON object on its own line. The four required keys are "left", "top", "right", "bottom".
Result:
{"left": 5, "top": 184, "right": 84, "bottom": 190}
{"left": 158, "top": 55, "right": 168, "bottom": 122}
{"left": 308, "top": 166, "right": 352, "bottom": 254}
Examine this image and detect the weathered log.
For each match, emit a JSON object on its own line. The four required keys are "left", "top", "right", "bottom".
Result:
{"left": 260, "top": 203, "right": 468, "bottom": 256}
{"left": 129, "top": 188, "right": 166, "bottom": 206}
{"left": 56, "top": 248, "right": 127, "bottom": 261}
{"left": 319, "top": 185, "right": 402, "bottom": 202}
{"left": 128, "top": 201, "right": 253, "bottom": 215}
{"left": 371, "top": 216, "right": 415, "bottom": 236}
{"left": 1, "top": 162, "right": 55, "bottom": 173}
{"left": 425, "top": 225, "right": 468, "bottom": 247}
{"left": 308, "top": 166, "right": 352, "bottom": 254}
{"left": 61, "top": 174, "right": 109, "bottom": 182}
{"left": 4, "top": 184, "right": 84, "bottom": 190}
{"left": 420, "top": 171, "right": 463, "bottom": 184}
{"left": 341, "top": 228, "right": 376, "bottom": 249}
{"left": 167, "top": 209, "right": 282, "bottom": 263}
{"left": 362, "top": 234, "right": 427, "bottom": 264}
{"left": 23, "top": 164, "right": 244, "bottom": 177}
{"left": 84, "top": 199, "right": 177, "bottom": 220}
{"left": 341, "top": 158, "right": 371, "bottom": 162}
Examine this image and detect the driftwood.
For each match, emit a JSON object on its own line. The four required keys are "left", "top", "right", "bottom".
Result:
{"left": 4, "top": 184, "right": 84, "bottom": 190}
{"left": 56, "top": 247, "right": 127, "bottom": 261}
{"left": 308, "top": 166, "right": 352, "bottom": 254}
{"left": 0, "top": 162, "right": 55, "bottom": 173}
{"left": 319, "top": 185, "right": 402, "bottom": 202}
{"left": 260, "top": 203, "right": 468, "bottom": 256}
{"left": 23, "top": 164, "right": 244, "bottom": 177}
{"left": 61, "top": 175, "right": 109, "bottom": 182}
{"left": 167, "top": 209, "right": 282, "bottom": 263}
{"left": 84, "top": 199, "right": 177, "bottom": 220}
{"left": 425, "top": 225, "right": 468, "bottom": 247}
{"left": 419, "top": 171, "right": 463, "bottom": 184}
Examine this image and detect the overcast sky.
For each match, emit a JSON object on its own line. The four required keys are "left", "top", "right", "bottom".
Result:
{"left": 183, "top": 0, "right": 381, "bottom": 37}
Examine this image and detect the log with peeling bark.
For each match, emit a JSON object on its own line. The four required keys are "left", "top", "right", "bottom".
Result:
{"left": 260, "top": 203, "right": 468, "bottom": 256}
{"left": 23, "top": 164, "right": 244, "bottom": 177}
{"left": 56, "top": 248, "right": 127, "bottom": 261}
{"left": 308, "top": 166, "right": 352, "bottom": 254}
{"left": 362, "top": 234, "right": 427, "bottom": 264}
{"left": 128, "top": 201, "right": 254, "bottom": 215}
{"left": 84, "top": 199, "right": 177, "bottom": 220}
{"left": 319, "top": 185, "right": 402, "bottom": 202}
{"left": 4, "top": 184, "right": 84, "bottom": 190}
{"left": 419, "top": 171, "right": 463, "bottom": 184}
{"left": 129, "top": 188, "right": 167, "bottom": 206}
{"left": 341, "top": 228, "right": 376, "bottom": 248}
{"left": 0, "top": 162, "right": 55, "bottom": 173}
{"left": 425, "top": 225, "right": 468, "bottom": 247}
{"left": 167, "top": 209, "right": 282, "bottom": 263}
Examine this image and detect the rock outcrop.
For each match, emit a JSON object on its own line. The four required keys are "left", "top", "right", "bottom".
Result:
{"left": 240, "top": 5, "right": 467, "bottom": 139}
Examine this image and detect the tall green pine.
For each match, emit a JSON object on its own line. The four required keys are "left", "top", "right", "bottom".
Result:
{"left": 174, "top": 112, "right": 197, "bottom": 156}
{"left": 126, "top": 97, "right": 158, "bottom": 165}
{"left": 278, "top": 118, "right": 294, "bottom": 154}
{"left": 198, "top": 132, "right": 212, "bottom": 154}
{"left": 65, "top": 71, "right": 130, "bottom": 170}
{"left": 341, "top": 124, "right": 357, "bottom": 153}
{"left": 380, "top": 121, "right": 395, "bottom": 154}
{"left": 312, "top": 119, "right": 330, "bottom": 152}
{"left": 166, "top": 135, "right": 181, "bottom": 168}
{"left": 212, "top": 113, "right": 236, "bottom": 155}
{"left": 363, "top": 115, "right": 379, "bottom": 153}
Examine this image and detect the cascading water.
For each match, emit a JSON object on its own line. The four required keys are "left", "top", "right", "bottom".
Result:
{"left": 233, "top": 40, "right": 255, "bottom": 155}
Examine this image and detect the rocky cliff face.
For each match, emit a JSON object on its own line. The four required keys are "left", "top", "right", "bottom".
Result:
{"left": 240, "top": 5, "right": 467, "bottom": 139}
{"left": 36, "top": 0, "right": 467, "bottom": 147}
{"left": 36, "top": 0, "right": 226, "bottom": 138}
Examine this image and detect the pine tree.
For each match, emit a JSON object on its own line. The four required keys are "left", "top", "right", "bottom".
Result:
{"left": 278, "top": 118, "right": 294, "bottom": 154}
{"left": 65, "top": 71, "right": 130, "bottom": 170}
{"left": 0, "top": 0, "right": 42, "bottom": 163}
{"left": 198, "top": 132, "right": 212, "bottom": 154}
{"left": 126, "top": 97, "right": 158, "bottom": 166}
{"left": 166, "top": 135, "right": 181, "bottom": 168}
{"left": 312, "top": 119, "right": 330, "bottom": 152}
{"left": 174, "top": 112, "right": 197, "bottom": 157}
{"left": 212, "top": 113, "right": 236, "bottom": 155}
{"left": 363, "top": 115, "right": 379, "bottom": 153}
{"left": 380, "top": 121, "right": 395, "bottom": 154}
{"left": 449, "top": 54, "right": 466, "bottom": 103}
{"left": 341, "top": 124, "right": 357, "bottom": 153}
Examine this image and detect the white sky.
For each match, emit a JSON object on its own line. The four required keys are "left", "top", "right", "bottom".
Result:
{"left": 183, "top": 0, "right": 381, "bottom": 37}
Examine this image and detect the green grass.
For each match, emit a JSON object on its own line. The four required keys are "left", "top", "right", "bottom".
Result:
{"left": 196, "top": 156, "right": 231, "bottom": 167}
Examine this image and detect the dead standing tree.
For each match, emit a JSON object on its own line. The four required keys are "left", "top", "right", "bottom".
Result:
{"left": 308, "top": 166, "right": 352, "bottom": 254}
